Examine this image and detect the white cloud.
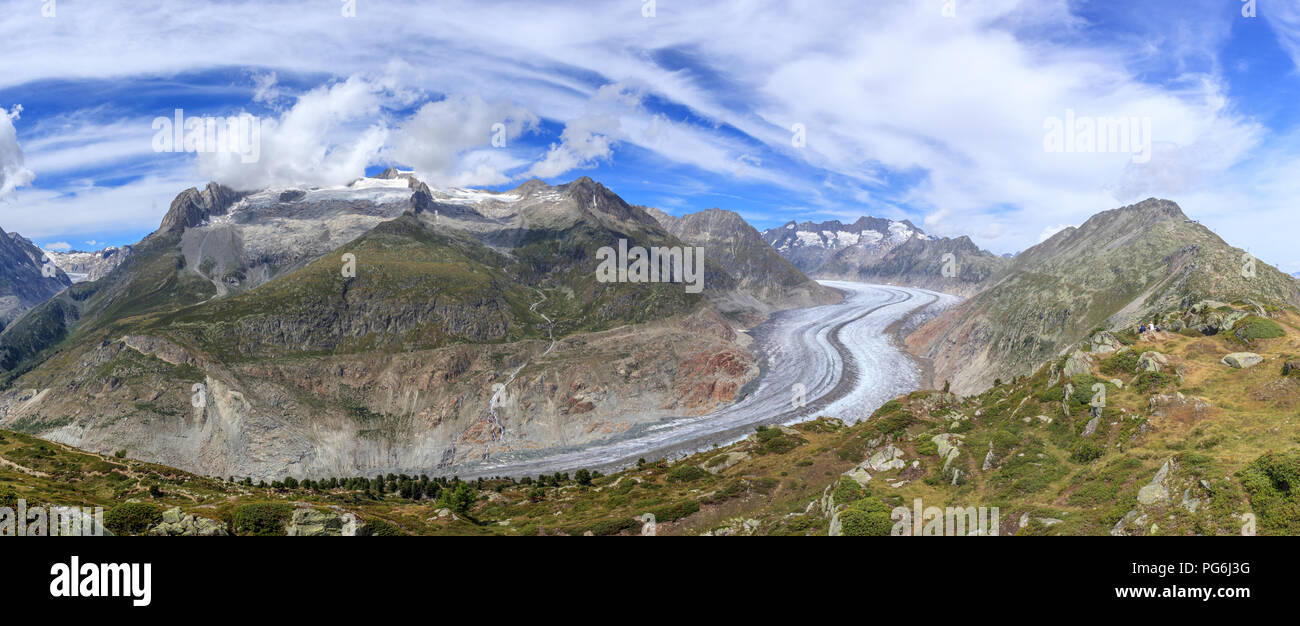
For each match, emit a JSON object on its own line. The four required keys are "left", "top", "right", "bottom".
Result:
{"left": 0, "top": 0, "right": 1293, "bottom": 268}
{"left": 391, "top": 93, "right": 538, "bottom": 186}
{"left": 1, "top": 105, "right": 35, "bottom": 196}
{"left": 43, "top": 241, "right": 71, "bottom": 251}
{"left": 1037, "top": 224, "right": 1072, "bottom": 243}
{"left": 250, "top": 71, "right": 285, "bottom": 108}
{"left": 196, "top": 75, "right": 388, "bottom": 190}
{"left": 1, "top": 173, "right": 200, "bottom": 240}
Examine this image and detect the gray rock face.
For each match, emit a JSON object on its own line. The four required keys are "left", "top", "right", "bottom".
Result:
{"left": 1148, "top": 392, "right": 1211, "bottom": 419}
{"left": 933, "top": 433, "right": 964, "bottom": 484}
{"left": 702, "top": 517, "right": 761, "bottom": 537}
{"left": 1221, "top": 352, "right": 1263, "bottom": 369}
{"left": 844, "top": 466, "right": 872, "bottom": 487}
{"left": 701, "top": 450, "right": 749, "bottom": 475}
{"left": 1082, "top": 416, "right": 1100, "bottom": 437}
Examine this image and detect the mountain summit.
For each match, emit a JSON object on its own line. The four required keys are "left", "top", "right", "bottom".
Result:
{"left": 909, "top": 198, "right": 1300, "bottom": 394}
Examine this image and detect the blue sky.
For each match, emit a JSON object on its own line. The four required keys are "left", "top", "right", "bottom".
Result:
{"left": 1, "top": 0, "right": 1299, "bottom": 273}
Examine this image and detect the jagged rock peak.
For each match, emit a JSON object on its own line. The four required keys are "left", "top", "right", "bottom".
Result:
{"left": 159, "top": 182, "right": 244, "bottom": 233}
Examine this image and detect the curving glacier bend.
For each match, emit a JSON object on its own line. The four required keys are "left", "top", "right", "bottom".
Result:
{"left": 450, "top": 281, "right": 961, "bottom": 478}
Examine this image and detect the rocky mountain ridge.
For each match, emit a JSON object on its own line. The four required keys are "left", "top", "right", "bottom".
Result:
{"left": 0, "top": 229, "right": 70, "bottom": 331}
{"left": 761, "top": 216, "right": 1008, "bottom": 296}
{"left": 907, "top": 198, "right": 1300, "bottom": 395}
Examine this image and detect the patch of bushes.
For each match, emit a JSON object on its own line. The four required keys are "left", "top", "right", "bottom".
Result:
{"left": 649, "top": 499, "right": 701, "bottom": 523}
{"left": 1236, "top": 450, "right": 1300, "bottom": 535}
{"left": 839, "top": 498, "right": 894, "bottom": 536}
{"left": 1100, "top": 350, "right": 1140, "bottom": 375}
{"left": 362, "top": 518, "right": 403, "bottom": 536}
{"left": 1133, "top": 371, "right": 1177, "bottom": 394}
{"left": 666, "top": 465, "right": 709, "bottom": 483}
{"left": 584, "top": 517, "right": 641, "bottom": 536}
{"left": 0, "top": 487, "right": 18, "bottom": 509}
{"left": 833, "top": 476, "right": 867, "bottom": 504}
{"left": 1232, "top": 315, "right": 1285, "bottom": 343}
{"left": 872, "top": 402, "right": 916, "bottom": 436}
{"left": 1070, "top": 440, "right": 1105, "bottom": 464}
{"left": 754, "top": 426, "right": 801, "bottom": 455}
{"left": 232, "top": 502, "right": 294, "bottom": 536}
{"left": 104, "top": 502, "right": 163, "bottom": 536}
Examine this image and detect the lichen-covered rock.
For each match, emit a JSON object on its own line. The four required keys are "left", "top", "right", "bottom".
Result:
{"left": 1136, "top": 459, "right": 1174, "bottom": 506}
{"left": 1137, "top": 351, "right": 1168, "bottom": 373}
{"left": 701, "top": 451, "right": 749, "bottom": 475}
{"left": 147, "top": 507, "right": 227, "bottom": 536}
{"left": 1089, "top": 331, "right": 1122, "bottom": 354}
{"left": 932, "top": 433, "right": 965, "bottom": 484}
{"left": 1062, "top": 351, "right": 1093, "bottom": 378}
{"left": 287, "top": 508, "right": 349, "bottom": 536}
{"left": 1221, "top": 352, "right": 1263, "bottom": 369}
{"left": 866, "top": 445, "right": 905, "bottom": 472}
{"left": 844, "top": 466, "right": 872, "bottom": 487}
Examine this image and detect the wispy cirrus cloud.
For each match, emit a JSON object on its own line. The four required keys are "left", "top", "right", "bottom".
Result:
{"left": 0, "top": 0, "right": 1296, "bottom": 272}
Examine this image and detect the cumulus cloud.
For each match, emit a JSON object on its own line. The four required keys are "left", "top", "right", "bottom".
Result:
{"left": 197, "top": 75, "right": 388, "bottom": 190}
{"left": 1, "top": 105, "right": 35, "bottom": 196}
{"left": 43, "top": 241, "right": 71, "bottom": 251}
{"left": 391, "top": 93, "right": 538, "bottom": 186}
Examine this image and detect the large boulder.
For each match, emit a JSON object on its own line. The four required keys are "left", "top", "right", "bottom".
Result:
{"left": 1062, "top": 351, "right": 1093, "bottom": 378}
{"left": 1089, "top": 331, "right": 1123, "bottom": 355}
{"left": 1137, "top": 351, "right": 1168, "bottom": 373}
{"left": 147, "top": 507, "right": 227, "bottom": 536}
{"left": 866, "top": 445, "right": 905, "bottom": 472}
{"left": 701, "top": 451, "right": 749, "bottom": 475}
{"left": 287, "top": 508, "right": 348, "bottom": 536}
{"left": 1136, "top": 459, "right": 1175, "bottom": 506}
{"left": 1221, "top": 352, "right": 1263, "bottom": 369}
{"left": 844, "top": 465, "right": 872, "bottom": 487}
{"left": 932, "top": 434, "right": 965, "bottom": 484}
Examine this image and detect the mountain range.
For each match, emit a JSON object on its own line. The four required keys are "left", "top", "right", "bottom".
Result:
{"left": 1, "top": 175, "right": 1297, "bottom": 490}
{"left": 0, "top": 174, "right": 829, "bottom": 480}
{"left": 761, "top": 217, "right": 1008, "bottom": 296}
